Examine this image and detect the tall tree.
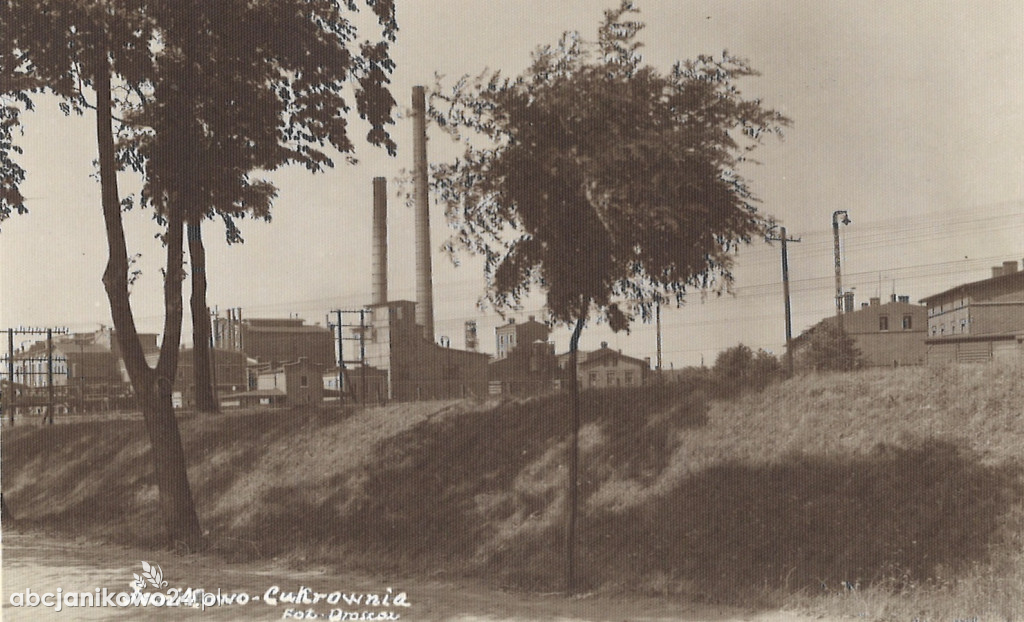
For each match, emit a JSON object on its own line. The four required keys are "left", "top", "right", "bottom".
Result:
{"left": 2, "top": 0, "right": 397, "bottom": 549}
{"left": 121, "top": 0, "right": 398, "bottom": 413}
{"left": 0, "top": 1, "right": 206, "bottom": 549}
{"left": 429, "top": 1, "right": 789, "bottom": 593}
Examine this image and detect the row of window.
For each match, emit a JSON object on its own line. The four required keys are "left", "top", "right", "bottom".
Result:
{"left": 584, "top": 371, "right": 636, "bottom": 386}
{"left": 878, "top": 315, "right": 914, "bottom": 331}
{"left": 931, "top": 318, "right": 969, "bottom": 336}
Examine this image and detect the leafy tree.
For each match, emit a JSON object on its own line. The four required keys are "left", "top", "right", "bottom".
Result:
{"left": 429, "top": 1, "right": 789, "bottom": 593}
{"left": 712, "top": 343, "right": 755, "bottom": 385}
{"left": 2, "top": 0, "right": 397, "bottom": 549}
{"left": 751, "top": 347, "right": 783, "bottom": 386}
{"left": 804, "top": 321, "right": 862, "bottom": 372}
{"left": 712, "top": 344, "right": 782, "bottom": 393}
{"left": 118, "top": 1, "right": 397, "bottom": 413}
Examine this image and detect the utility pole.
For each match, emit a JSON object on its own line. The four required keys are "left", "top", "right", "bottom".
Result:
{"left": 335, "top": 310, "right": 346, "bottom": 403}
{"left": 655, "top": 300, "right": 662, "bottom": 375}
{"left": 6, "top": 329, "right": 14, "bottom": 424}
{"left": 3, "top": 326, "right": 67, "bottom": 425}
{"left": 330, "top": 309, "right": 361, "bottom": 404}
{"left": 767, "top": 227, "right": 801, "bottom": 376}
{"left": 440, "top": 336, "right": 451, "bottom": 398}
{"left": 45, "top": 329, "right": 54, "bottom": 425}
{"left": 832, "top": 210, "right": 851, "bottom": 330}
{"left": 208, "top": 307, "right": 219, "bottom": 408}
{"left": 359, "top": 309, "right": 367, "bottom": 403}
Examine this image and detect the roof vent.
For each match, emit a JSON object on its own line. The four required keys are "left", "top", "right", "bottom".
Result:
{"left": 993, "top": 266, "right": 1004, "bottom": 278}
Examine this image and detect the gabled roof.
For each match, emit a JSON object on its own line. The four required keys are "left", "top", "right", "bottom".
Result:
{"left": 575, "top": 347, "right": 649, "bottom": 370}
{"left": 920, "top": 270, "right": 1024, "bottom": 305}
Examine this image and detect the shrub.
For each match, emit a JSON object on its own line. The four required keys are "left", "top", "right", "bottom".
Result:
{"left": 712, "top": 344, "right": 783, "bottom": 394}
{"left": 804, "top": 322, "right": 862, "bottom": 371}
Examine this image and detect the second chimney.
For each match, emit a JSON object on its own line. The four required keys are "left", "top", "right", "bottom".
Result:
{"left": 1003, "top": 260, "right": 1018, "bottom": 275}
{"left": 412, "top": 86, "right": 435, "bottom": 342}
{"left": 371, "top": 177, "right": 388, "bottom": 305}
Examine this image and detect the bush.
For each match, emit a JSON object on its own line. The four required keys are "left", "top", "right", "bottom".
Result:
{"left": 712, "top": 344, "right": 782, "bottom": 394}
{"left": 804, "top": 322, "right": 862, "bottom": 371}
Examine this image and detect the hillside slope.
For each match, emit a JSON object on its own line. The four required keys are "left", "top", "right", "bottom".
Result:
{"left": 3, "top": 364, "right": 1023, "bottom": 617}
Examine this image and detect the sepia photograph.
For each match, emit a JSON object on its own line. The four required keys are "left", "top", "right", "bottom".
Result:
{"left": 2, "top": 1, "right": 1023, "bottom": 619}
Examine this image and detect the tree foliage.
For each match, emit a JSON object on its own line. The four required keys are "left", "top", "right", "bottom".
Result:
{"left": 803, "top": 321, "right": 862, "bottom": 372}
{"left": 712, "top": 343, "right": 782, "bottom": 392}
{"left": 1, "top": 0, "right": 398, "bottom": 547}
{"left": 119, "top": 0, "right": 398, "bottom": 235}
{"left": 428, "top": 1, "right": 789, "bottom": 594}
{"left": 430, "top": 1, "right": 789, "bottom": 329}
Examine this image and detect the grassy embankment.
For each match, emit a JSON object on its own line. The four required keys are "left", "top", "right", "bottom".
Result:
{"left": 3, "top": 363, "right": 1024, "bottom": 619}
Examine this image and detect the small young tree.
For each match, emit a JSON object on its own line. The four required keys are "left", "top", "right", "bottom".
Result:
{"left": 429, "top": 1, "right": 789, "bottom": 593}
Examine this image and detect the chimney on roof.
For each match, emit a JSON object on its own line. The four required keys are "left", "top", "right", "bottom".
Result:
{"left": 843, "top": 292, "right": 854, "bottom": 313}
{"left": 898, "top": 295, "right": 910, "bottom": 303}
{"left": 861, "top": 302, "right": 869, "bottom": 308}
{"left": 890, "top": 293, "right": 897, "bottom": 303}
{"left": 528, "top": 315, "right": 535, "bottom": 322}
{"left": 992, "top": 266, "right": 1004, "bottom": 278}
{"left": 600, "top": 341, "right": 608, "bottom": 349}
{"left": 869, "top": 297, "right": 880, "bottom": 306}
{"left": 1003, "top": 260, "right": 1018, "bottom": 275}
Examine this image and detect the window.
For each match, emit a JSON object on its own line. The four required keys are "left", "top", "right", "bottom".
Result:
{"left": 606, "top": 371, "right": 616, "bottom": 385}
{"left": 588, "top": 372, "right": 598, "bottom": 385}
{"left": 879, "top": 315, "right": 889, "bottom": 331}
{"left": 902, "top": 315, "right": 912, "bottom": 330}
{"left": 300, "top": 375, "right": 309, "bottom": 388}
{"left": 624, "top": 372, "right": 634, "bottom": 386}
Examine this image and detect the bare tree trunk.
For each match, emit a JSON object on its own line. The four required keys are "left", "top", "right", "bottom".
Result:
{"left": 95, "top": 57, "right": 204, "bottom": 552}
{"left": 565, "top": 312, "right": 586, "bottom": 596}
{"left": 188, "top": 218, "right": 218, "bottom": 413}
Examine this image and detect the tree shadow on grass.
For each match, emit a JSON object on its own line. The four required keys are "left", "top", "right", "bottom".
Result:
{"left": 248, "top": 387, "right": 709, "bottom": 575}
{"left": 582, "top": 439, "right": 1023, "bottom": 602}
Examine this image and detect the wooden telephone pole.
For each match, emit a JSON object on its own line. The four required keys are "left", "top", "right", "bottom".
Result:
{"left": 767, "top": 228, "right": 801, "bottom": 376}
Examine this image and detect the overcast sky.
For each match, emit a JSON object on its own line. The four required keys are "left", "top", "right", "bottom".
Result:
{"left": 2, "top": 1, "right": 1023, "bottom": 366}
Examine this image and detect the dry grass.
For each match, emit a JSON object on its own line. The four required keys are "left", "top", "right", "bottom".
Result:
{"left": 4, "top": 362, "right": 1024, "bottom": 618}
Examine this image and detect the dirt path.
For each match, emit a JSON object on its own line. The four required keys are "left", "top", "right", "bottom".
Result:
{"left": 1, "top": 531, "right": 829, "bottom": 621}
